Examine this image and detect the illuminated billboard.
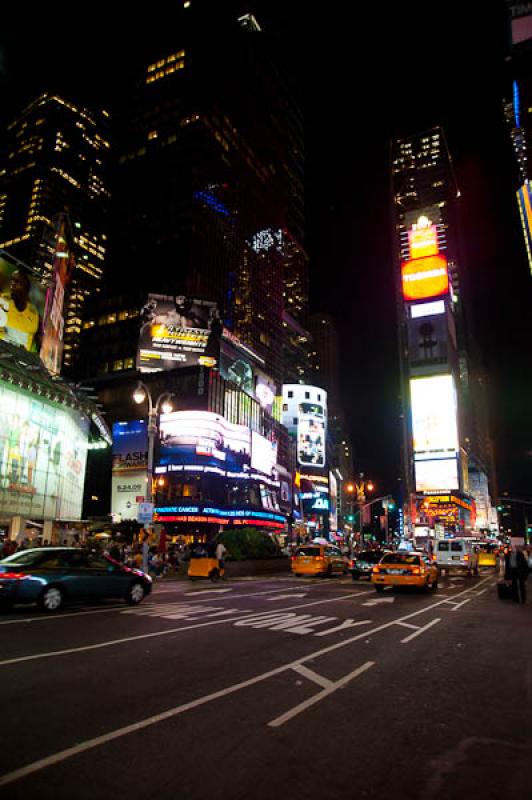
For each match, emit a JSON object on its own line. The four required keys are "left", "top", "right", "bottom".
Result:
{"left": 401, "top": 254, "right": 449, "bottom": 301}
{"left": 410, "top": 375, "right": 458, "bottom": 455}
{"left": 517, "top": 181, "right": 532, "bottom": 275}
{"left": 112, "top": 420, "right": 148, "bottom": 473}
{"left": 414, "top": 457, "right": 459, "bottom": 493}
{"left": 40, "top": 215, "right": 75, "bottom": 375}
{"left": 158, "top": 410, "right": 251, "bottom": 469}
{"left": 297, "top": 401, "right": 326, "bottom": 468}
{"left": 136, "top": 294, "right": 222, "bottom": 372}
{"left": 0, "top": 255, "right": 46, "bottom": 354}
{"left": 251, "top": 431, "right": 278, "bottom": 476}
{"left": 408, "top": 219, "right": 439, "bottom": 259}
{"left": 282, "top": 385, "right": 328, "bottom": 472}
{"left": 0, "top": 383, "right": 88, "bottom": 520}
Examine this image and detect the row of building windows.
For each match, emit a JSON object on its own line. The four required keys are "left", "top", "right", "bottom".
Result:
{"left": 146, "top": 60, "right": 185, "bottom": 84}
{"left": 83, "top": 309, "right": 140, "bottom": 329}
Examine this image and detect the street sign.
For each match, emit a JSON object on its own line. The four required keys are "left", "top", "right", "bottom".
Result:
{"left": 137, "top": 502, "right": 154, "bottom": 524}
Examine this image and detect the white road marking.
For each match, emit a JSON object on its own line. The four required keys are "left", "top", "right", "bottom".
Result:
{"left": 314, "top": 619, "right": 372, "bottom": 637}
{"left": 395, "top": 621, "right": 420, "bottom": 631}
{"left": 0, "top": 604, "right": 133, "bottom": 626}
{"left": 400, "top": 618, "right": 441, "bottom": 643}
{"left": 268, "top": 661, "right": 375, "bottom": 728}
{"left": 266, "top": 593, "right": 308, "bottom": 600}
{"left": 235, "top": 612, "right": 338, "bottom": 635}
{"left": 451, "top": 598, "right": 471, "bottom": 611}
{"left": 292, "top": 664, "right": 334, "bottom": 690}
{"left": 0, "top": 577, "right": 493, "bottom": 786}
{"left": 362, "top": 597, "right": 396, "bottom": 607}
{"left": 184, "top": 588, "right": 232, "bottom": 595}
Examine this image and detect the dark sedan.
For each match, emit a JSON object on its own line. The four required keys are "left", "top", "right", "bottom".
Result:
{"left": 0, "top": 547, "right": 152, "bottom": 612}
{"left": 349, "top": 550, "right": 384, "bottom": 580}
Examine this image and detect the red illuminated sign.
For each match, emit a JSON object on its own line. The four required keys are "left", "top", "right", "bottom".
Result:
{"left": 401, "top": 254, "right": 449, "bottom": 301}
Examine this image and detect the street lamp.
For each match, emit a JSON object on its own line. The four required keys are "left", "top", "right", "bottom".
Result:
{"left": 132, "top": 381, "right": 174, "bottom": 508}
{"left": 345, "top": 473, "right": 375, "bottom": 545}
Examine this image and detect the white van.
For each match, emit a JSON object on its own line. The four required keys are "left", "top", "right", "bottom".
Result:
{"left": 433, "top": 538, "right": 479, "bottom": 575}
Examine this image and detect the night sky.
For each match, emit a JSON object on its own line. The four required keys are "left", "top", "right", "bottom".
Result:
{"left": 1, "top": 1, "right": 530, "bottom": 498}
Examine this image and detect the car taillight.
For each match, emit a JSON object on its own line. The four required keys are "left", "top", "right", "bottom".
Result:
{"left": 464, "top": 555, "right": 469, "bottom": 561}
{"left": 317, "top": 556, "right": 325, "bottom": 561}
{"left": 1, "top": 572, "right": 27, "bottom": 580}
{"left": 290, "top": 555, "right": 296, "bottom": 561}
{"left": 372, "top": 566, "right": 380, "bottom": 574}
{"left": 412, "top": 567, "right": 421, "bottom": 575}
{"left": 432, "top": 554, "right": 437, "bottom": 561}
{"left": 350, "top": 560, "right": 355, "bottom": 568}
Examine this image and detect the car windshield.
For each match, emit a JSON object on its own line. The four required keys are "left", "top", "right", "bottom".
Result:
{"left": 296, "top": 547, "right": 321, "bottom": 557}
{"left": 381, "top": 554, "right": 421, "bottom": 565}
{"left": 1, "top": 549, "right": 47, "bottom": 566}
{"left": 357, "top": 552, "right": 380, "bottom": 562}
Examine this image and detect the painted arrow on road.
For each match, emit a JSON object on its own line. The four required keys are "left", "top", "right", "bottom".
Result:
{"left": 266, "top": 593, "right": 308, "bottom": 601}
{"left": 361, "top": 597, "right": 396, "bottom": 607}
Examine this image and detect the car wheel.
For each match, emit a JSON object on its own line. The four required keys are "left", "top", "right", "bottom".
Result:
{"left": 39, "top": 586, "right": 63, "bottom": 612}
{"left": 126, "top": 581, "right": 146, "bottom": 605}
{"left": 326, "top": 564, "right": 333, "bottom": 578}
{"left": 375, "top": 585, "right": 385, "bottom": 593}
{"left": 351, "top": 572, "right": 359, "bottom": 581}
{"left": 209, "top": 568, "right": 220, "bottom": 583}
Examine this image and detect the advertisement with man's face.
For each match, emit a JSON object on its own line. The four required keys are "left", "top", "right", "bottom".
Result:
{"left": 297, "top": 402, "right": 326, "bottom": 468}
{"left": 137, "top": 294, "right": 222, "bottom": 372}
{"left": 0, "top": 256, "right": 46, "bottom": 354}
{"left": 40, "top": 215, "right": 76, "bottom": 375}
{"left": 0, "top": 384, "right": 89, "bottom": 520}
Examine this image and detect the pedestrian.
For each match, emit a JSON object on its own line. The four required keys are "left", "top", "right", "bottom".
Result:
{"left": 505, "top": 539, "right": 530, "bottom": 604}
{"left": 215, "top": 539, "right": 227, "bottom": 578}
{"left": 141, "top": 531, "right": 150, "bottom": 574}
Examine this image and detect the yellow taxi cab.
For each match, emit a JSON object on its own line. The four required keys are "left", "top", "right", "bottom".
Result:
{"left": 477, "top": 545, "right": 498, "bottom": 568}
{"left": 371, "top": 551, "right": 438, "bottom": 592}
{"left": 291, "top": 544, "right": 346, "bottom": 578}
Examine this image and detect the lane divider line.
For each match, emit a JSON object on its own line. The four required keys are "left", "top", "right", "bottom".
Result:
{"left": 268, "top": 661, "right": 375, "bottom": 728}
{"left": 400, "top": 618, "right": 441, "bottom": 643}
{"left": 292, "top": 664, "right": 334, "bottom": 690}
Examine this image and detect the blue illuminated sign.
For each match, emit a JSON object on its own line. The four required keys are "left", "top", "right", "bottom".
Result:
{"left": 514, "top": 80, "right": 521, "bottom": 128}
{"left": 194, "top": 191, "right": 231, "bottom": 217}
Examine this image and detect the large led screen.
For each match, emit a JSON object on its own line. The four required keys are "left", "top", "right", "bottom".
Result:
{"left": 251, "top": 431, "right": 278, "bottom": 476}
{"left": 0, "top": 255, "right": 46, "bottom": 354}
{"left": 402, "top": 254, "right": 449, "bottom": 302}
{"left": 0, "top": 384, "right": 89, "bottom": 519}
{"left": 158, "top": 410, "right": 251, "bottom": 471}
{"left": 136, "top": 294, "right": 222, "bottom": 372}
{"left": 415, "top": 457, "right": 459, "bottom": 493}
{"left": 112, "top": 420, "right": 148, "bottom": 473}
{"left": 297, "top": 401, "right": 326, "bottom": 468}
{"left": 410, "top": 375, "right": 458, "bottom": 455}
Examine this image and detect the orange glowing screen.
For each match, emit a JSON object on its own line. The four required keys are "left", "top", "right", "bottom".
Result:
{"left": 408, "top": 223, "right": 439, "bottom": 258}
{"left": 401, "top": 254, "right": 449, "bottom": 301}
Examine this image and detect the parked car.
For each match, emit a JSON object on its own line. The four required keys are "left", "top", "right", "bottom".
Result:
{"left": 0, "top": 547, "right": 152, "bottom": 611}
{"left": 372, "top": 551, "right": 439, "bottom": 592}
{"left": 291, "top": 544, "right": 346, "bottom": 577}
{"left": 349, "top": 550, "right": 383, "bottom": 580}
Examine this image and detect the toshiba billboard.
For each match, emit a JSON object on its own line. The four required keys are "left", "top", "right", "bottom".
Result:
{"left": 401, "top": 216, "right": 449, "bottom": 302}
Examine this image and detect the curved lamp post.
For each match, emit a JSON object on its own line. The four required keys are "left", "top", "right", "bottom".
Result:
{"left": 132, "top": 381, "right": 174, "bottom": 508}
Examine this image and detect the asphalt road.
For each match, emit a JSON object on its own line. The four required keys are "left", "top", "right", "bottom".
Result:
{"left": 1, "top": 569, "right": 531, "bottom": 800}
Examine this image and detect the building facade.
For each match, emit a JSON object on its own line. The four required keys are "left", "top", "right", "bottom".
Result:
{"left": 391, "top": 127, "right": 496, "bottom": 536}
{"left": 0, "top": 93, "right": 111, "bottom": 369}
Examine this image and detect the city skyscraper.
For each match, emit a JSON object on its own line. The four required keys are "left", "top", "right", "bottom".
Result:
{"left": 83, "top": 5, "right": 307, "bottom": 387}
{"left": 392, "top": 126, "right": 496, "bottom": 535}
{"left": 0, "top": 93, "right": 111, "bottom": 368}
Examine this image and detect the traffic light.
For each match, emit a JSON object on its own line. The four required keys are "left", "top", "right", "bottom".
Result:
{"left": 496, "top": 505, "right": 503, "bottom": 512}
{"left": 346, "top": 515, "right": 355, "bottom": 522}
{"left": 387, "top": 500, "right": 396, "bottom": 511}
